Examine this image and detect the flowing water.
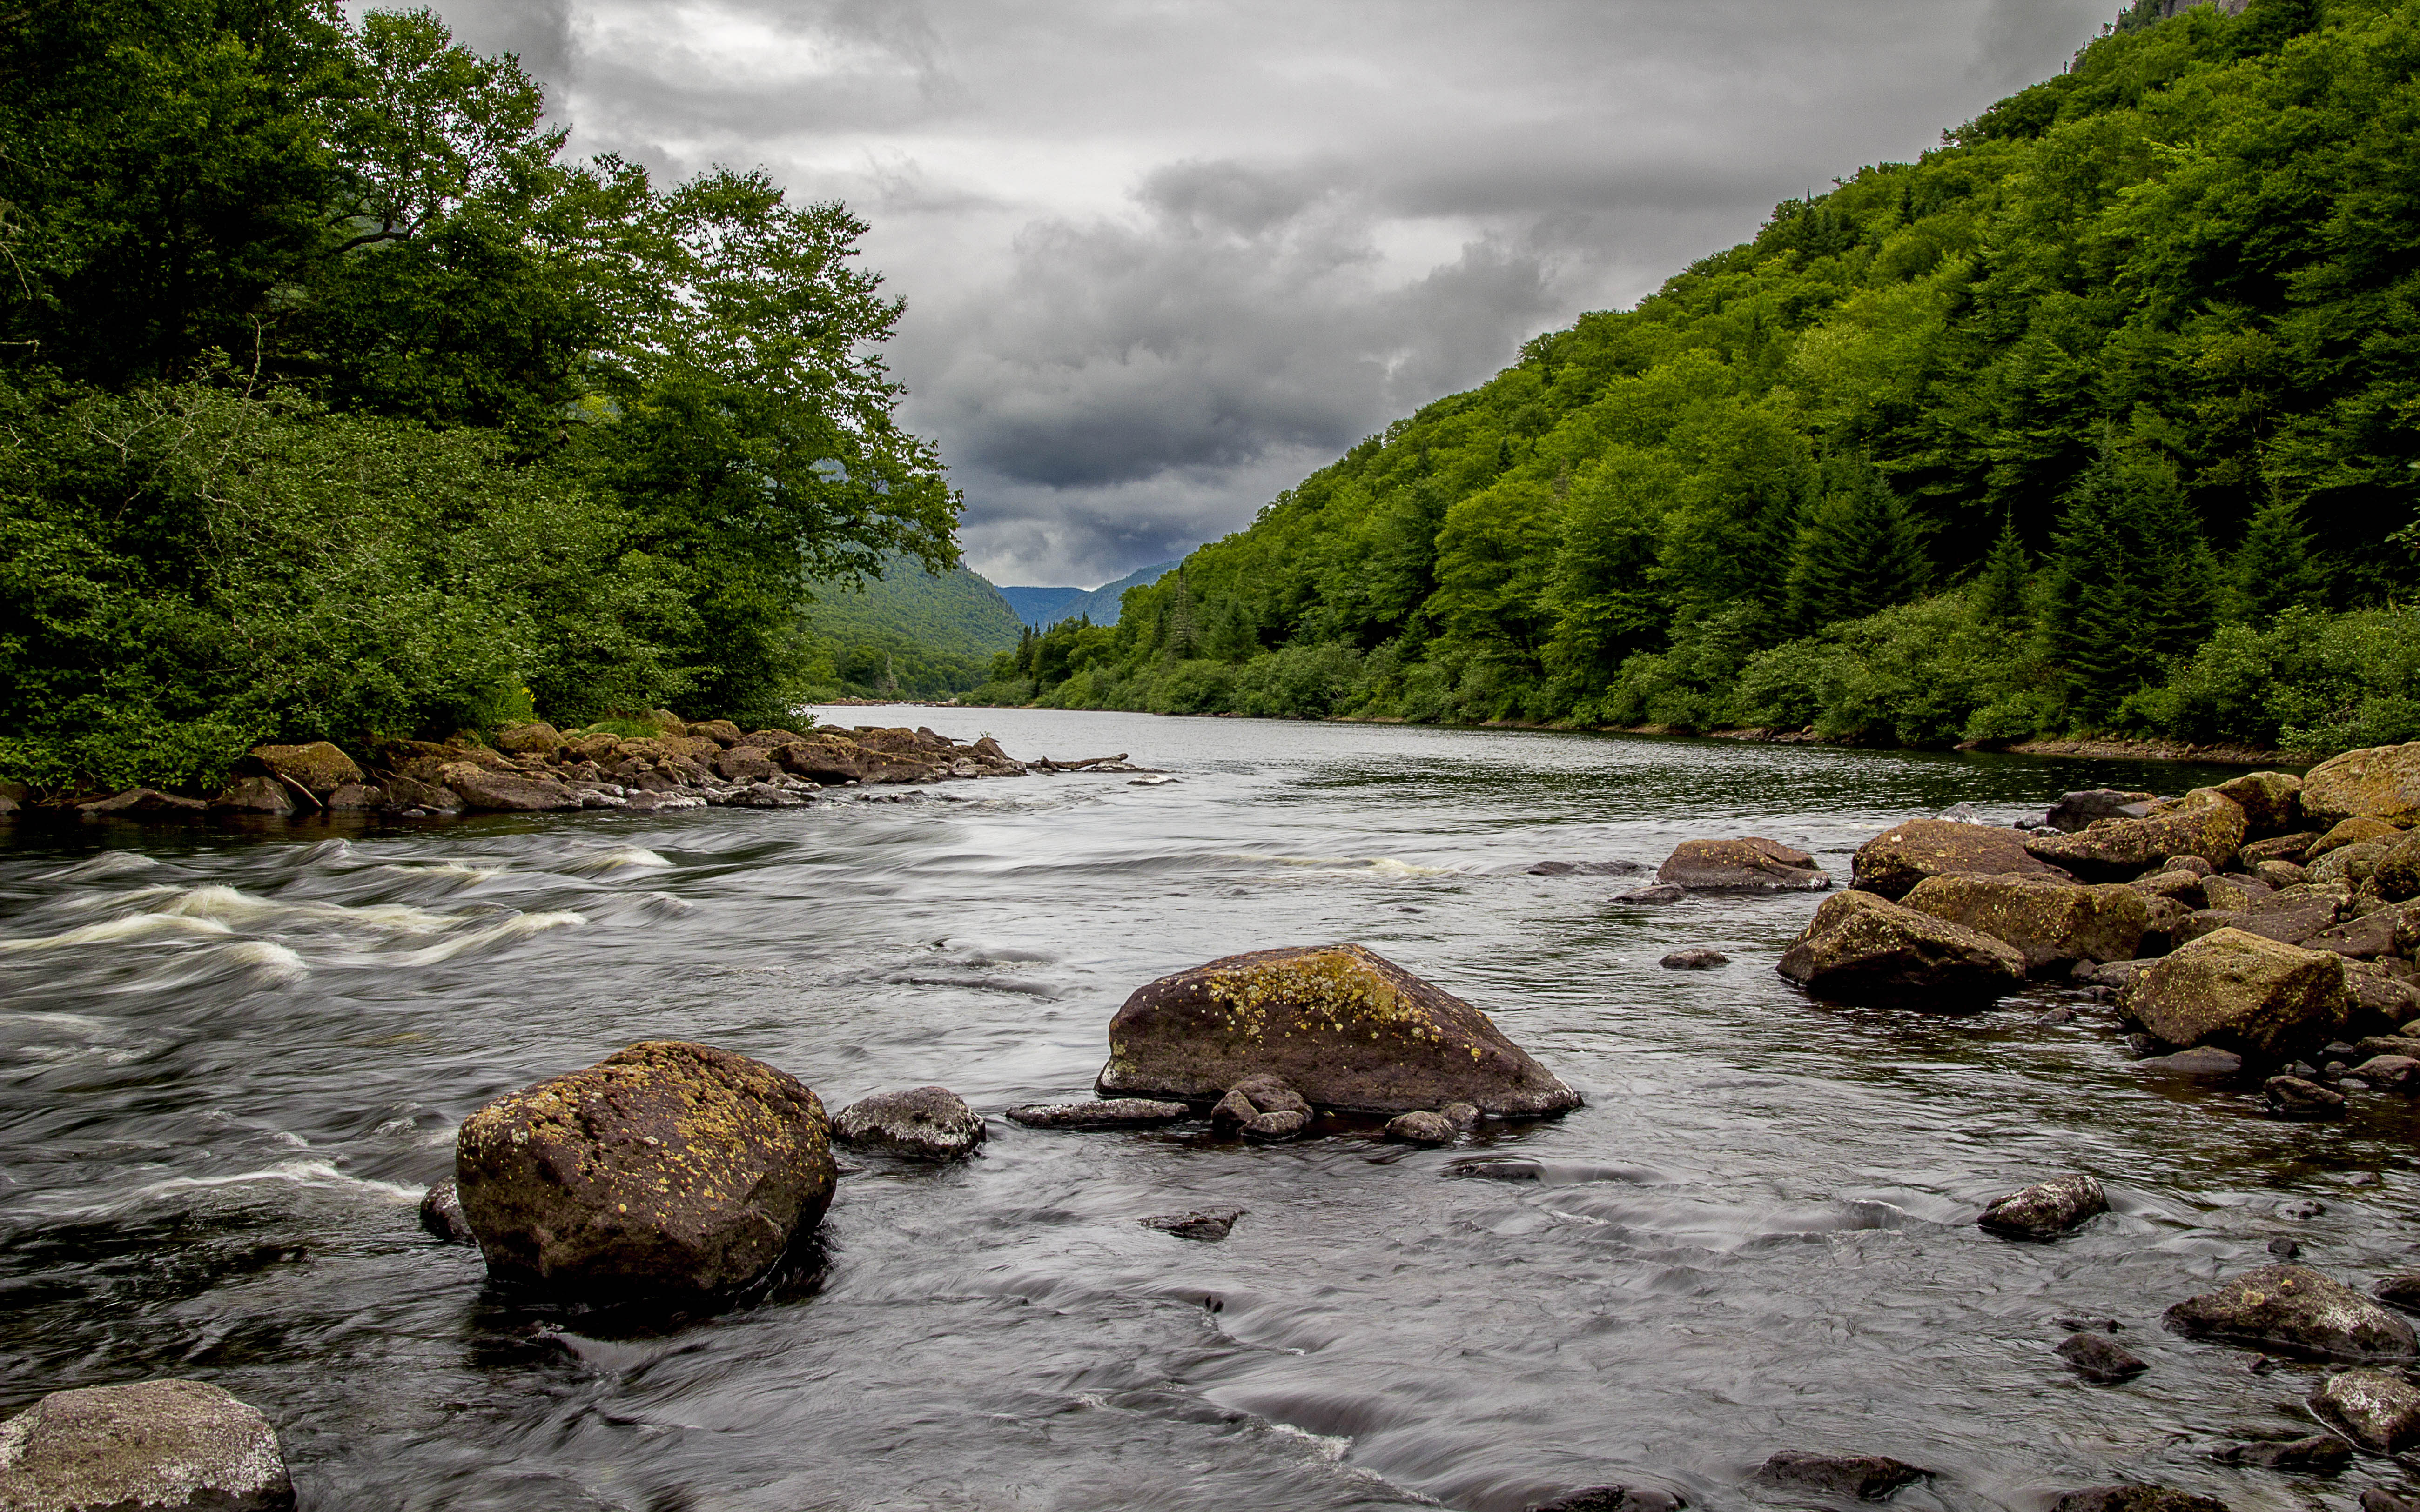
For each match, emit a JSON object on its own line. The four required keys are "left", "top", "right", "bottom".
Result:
{"left": 0, "top": 709, "right": 2402, "bottom": 1512}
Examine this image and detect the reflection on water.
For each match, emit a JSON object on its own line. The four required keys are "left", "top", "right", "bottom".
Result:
{"left": 0, "top": 709, "right": 2398, "bottom": 1512}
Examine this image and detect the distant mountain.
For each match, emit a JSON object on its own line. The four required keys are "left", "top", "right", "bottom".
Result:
{"left": 1000, "top": 560, "right": 1179, "bottom": 629}
{"left": 997, "top": 584, "right": 1089, "bottom": 626}
{"left": 804, "top": 560, "right": 1025, "bottom": 658}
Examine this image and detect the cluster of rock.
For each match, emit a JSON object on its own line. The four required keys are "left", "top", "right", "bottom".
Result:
{"left": 1768, "top": 746, "right": 2420, "bottom": 1092}
{"left": 38, "top": 714, "right": 1122, "bottom": 822}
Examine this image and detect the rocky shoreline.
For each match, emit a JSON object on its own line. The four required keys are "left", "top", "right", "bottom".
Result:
{"left": 0, "top": 714, "right": 1149, "bottom": 825}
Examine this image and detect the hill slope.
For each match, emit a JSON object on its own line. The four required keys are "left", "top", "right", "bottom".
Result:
{"left": 806, "top": 562, "right": 1024, "bottom": 658}
{"left": 969, "top": 0, "right": 2420, "bottom": 757}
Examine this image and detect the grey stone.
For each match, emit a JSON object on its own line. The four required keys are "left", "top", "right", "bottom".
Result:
{"left": 0, "top": 1379, "right": 294, "bottom": 1511}
{"left": 1751, "top": 1452, "right": 1929, "bottom": 1500}
{"left": 1004, "top": 1098, "right": 1190, "bottom": 1129}
{"left": 2057, "top": 1331, "right": 2148, "bottom": 1382}
{"left": 1384, "top": 1110, "right": 1457, "bottom": 1145}
{"left": 1660, "top": 947, "right": 1730, "bottom": 970}
{"left": 1978, "top": 1173, "right": 2108, "bottom": 1239}
{"left": 2311, "top": 1367, "right": 2420, "bottom": 1453}
{"left": 833, "top": 1085, "right": 984, "bottom": 1159}
{"left": 1140, "top": 1206, "right": 1244, "bottom": 1241}
{"left": 2164, "top": 1263, "right": 2418, "bottom": 1360}
{"left": 418, "top": 1178, "right": 475, "bottom": 1245}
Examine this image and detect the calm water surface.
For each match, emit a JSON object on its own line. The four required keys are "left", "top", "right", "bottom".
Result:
{"left": 0, "top": 710, "right": 2402, "bottom": 1512}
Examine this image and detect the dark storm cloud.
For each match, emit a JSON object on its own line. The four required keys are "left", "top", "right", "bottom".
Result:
{"left": 426, "top": 0, "right": 2113, "bottom": 586}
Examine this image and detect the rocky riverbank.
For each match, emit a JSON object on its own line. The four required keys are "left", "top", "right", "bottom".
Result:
{"left": 0, "top": 714, "right": 1146, "bottom": 824}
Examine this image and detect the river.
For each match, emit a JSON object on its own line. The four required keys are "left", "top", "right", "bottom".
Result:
{"left": 0, "top": 708, "right": 2398, "bottom": 1512}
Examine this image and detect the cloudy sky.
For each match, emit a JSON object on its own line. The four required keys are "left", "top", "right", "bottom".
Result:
{"left": 424, "top": 0, "right": 2112, "bottom": 588}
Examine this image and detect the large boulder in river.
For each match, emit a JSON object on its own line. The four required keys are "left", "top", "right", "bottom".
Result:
{"left": 437, "top": 761, "right": 582, "bottom": 813}
{"left": 456, "top": 1040, "right": 834, "bottom": 1299}
{"left": 1654, "top": 837, "right": 1829, "bottom": 892}
{"left": 2302, "top": 743, "right": 2420, "bottom": 828}
{"left": 1976, "top": 1173, "right": 2108, "bottom": 1239}
{"left": 2024, "top": 790, "right": 2249, "bottom": 879}
{"left": 1776, "top": 891, "right": 2026, "bottom": 1002}
{"left": 2121, "top": 927, "right": 2351, "bottom": 1057}
{"left": 247, "top": 740, "right": 362, "bottom": 798}
{"left": 0, "top": 1378, "right": 294, "bottom": 1511}
{"left": 2311, "top": 1368, "right": 2420, "bottom": 1454}
{"left": 1901, "top": 873, "right": 2149, "bottom": 974}
{"left": 2164, "top": 1263, "right": 2417, "bottom": 1360}
{"left": 1093, "top": 944, "right": 1580, "bottom": 1116}
{"left": 1851, "top": 818, "right": 2070, "bottom": 900}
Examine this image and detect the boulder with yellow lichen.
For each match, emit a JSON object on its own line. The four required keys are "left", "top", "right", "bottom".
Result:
{"left": 455, "top": 1040, "right": 834, "bottom": 1300}
{"left": 1093, "top": 944, "right": 1581, "bottom": 1116}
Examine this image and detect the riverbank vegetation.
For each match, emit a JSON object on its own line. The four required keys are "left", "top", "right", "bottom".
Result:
{"left": 0, "top": 2, "right": 956, "bottom": 793}
{"left": 966, "top": 0, "right": 2420, "bottom": 759}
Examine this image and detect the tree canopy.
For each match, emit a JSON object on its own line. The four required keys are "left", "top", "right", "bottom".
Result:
{"left": 0, "top": 2, "right": 957, "bottom": 788}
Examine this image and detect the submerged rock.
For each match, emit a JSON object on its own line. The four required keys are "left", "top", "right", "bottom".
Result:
{"left": 1525, "top": 1488, "right": 1684, "bottom": 1512}
{"left": 1750, "top": 1452, "right": 1929, "bottom": 1500}
{"left": 1776, "top": 891, "right": 2026, "bottom": 1002}
{"left": 2265, "top": 1075, "right": 2349, "bottom": 1120}
{"left": 2051, "top": 1489, "right": 2229, "bottom": 1512}
{"left": 2057, "top": 1331, "right": 2149, "bottom": 1383}
{"left": 1660, "top": 947, "right": 1729, "bottom": 970}
{"left": 456, "top": 1040, "right": 834, "bottom": 1300}
{"left": 2163, "top": 1263, "right": 2418, "bottom": 1360}
{"left": 2211, "top": 1435, "right": 2350, "bottom": 1472}
{"left": 1211, "top": 1074, "right": 1312, "bottom": 1140}
{"left": 1901, "top": 872, "right": 2150, "bottom": 974}
{"left": 1004, "top": 1098, "right": 1189, "bottom": 1129}
{"left": 2121, "top": 928, "right": 2351, "bottom": 1057}
{"left": 1610, "top": 883, "right": 1686, "bottom": 905}
{"left": 2133, "top": 1047, "right": 2245, "bottom": 1077}
{"left": 832, "top": 1085, "right": 984, "bottom": 1159}
{"left": 1851, "top": 817, "right": 2070, "bottom": 900}
{"left": 1141, "top": 1207, "right": 1244, "bottom": 1241}
{"left": 2376, "top": 1276, "right": 2420, "bottom": 1314}
{"left": 77, "top": 787, "right": 207, "bottom": 819}
{"left": 1385, "top": 1110, "right": 1458, "bottom": 1145}
{"left": 0, "top": 1378, "right": 294, "bottom": 1512}
{"left": 2311, "top": 1367, "right": 2420, "bottom": 1454}
{"left": 418, "top": 1178, "right": 476, "bottom": 1245}
{"left": 1978, "top": 1173, "right": 2109, "bottom": 1239}
{"left": 1654, "top": 838, "right": 1829, "bottom": 892}
{"left": 1094, "top": 944, "right": 1581, "bottom": 1117}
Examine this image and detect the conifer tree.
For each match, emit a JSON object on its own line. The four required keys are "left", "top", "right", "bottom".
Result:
{"left": 1972, "top": 515, "right": 2031, "bottom": 626}
{"left": 1165, "top": 566, "right": 1200, "bottom": 658}
{"left": 2040, "top": 444, "right": 2219, "bottom": 722}
{"left": 2228, "top": 494, "right": 2323, "bottom": 622}
{"left": 1783, "top": 467, "right": 1930, "bottom": 630}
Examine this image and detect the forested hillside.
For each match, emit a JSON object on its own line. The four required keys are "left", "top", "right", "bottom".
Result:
{"left": 801, "top": 562, "right": 1022, "bottom": 699}
{"left": 0, "top": 3, "right": 956, "bottom": 792}
{"left": 971, "top": 0, "right": 2420, "bottom": 757}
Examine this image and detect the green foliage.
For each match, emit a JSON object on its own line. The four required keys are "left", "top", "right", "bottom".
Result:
{"left": 804, "top": 560, "right": 1023, "bottom": 659}
{"left": 2123, "top": 606, "right": 2420, "bottom": 751}
{"left": 0, "top": 2, "right": 958, "bottom": 787}
{"left": 981, "top": 0, "right": 2418, "bottom": 758}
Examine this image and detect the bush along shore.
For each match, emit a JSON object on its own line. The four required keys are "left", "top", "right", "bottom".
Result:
{"left": 0, "top": 714, "right": 1151, "bottom": 825}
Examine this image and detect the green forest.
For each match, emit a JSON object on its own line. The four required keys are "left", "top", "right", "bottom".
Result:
{"left": 0, "top": 1, "right": 958, "bottom": 792}
{"left": 800, "top": 562, "right": 1022, "bottom": 702}
{"left": 970, "top": 0, "right": 2420, "bottom": 758}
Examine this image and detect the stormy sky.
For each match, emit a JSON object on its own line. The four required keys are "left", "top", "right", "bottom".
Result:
{"left": 423, "top": 0, "right": 2112, "bottom": 588}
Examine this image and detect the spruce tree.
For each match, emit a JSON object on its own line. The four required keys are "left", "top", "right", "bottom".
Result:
{"left": 1783, "top": 468, "right": 1930, "bottom": 630}
{"left": 1972, "top": 515, "right": 2031, "bottom": 626}
{"left": 2228, "top": 494, "right": 2323, "bottom": 622}
{"left": 2039, "top": 443, "right": 2219, "bottom": 723}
